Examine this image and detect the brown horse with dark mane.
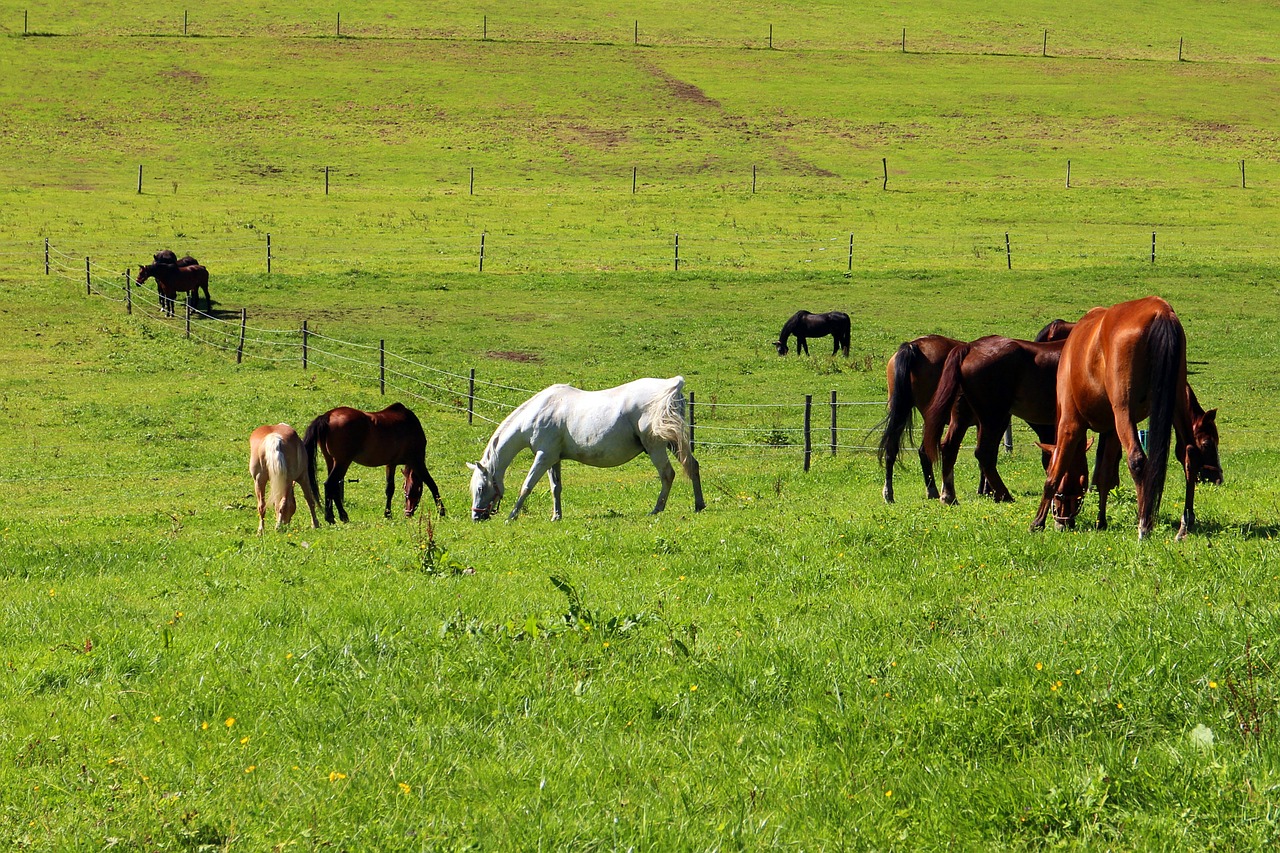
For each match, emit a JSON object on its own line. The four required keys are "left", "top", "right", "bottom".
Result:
{"left": 877, "top": 334, "right": 965, "bottom": 502}
{"left": 921, "top": 335, "right": 1067, "bottom": 505}
{"left": 774, "top": 310, "right": 851, "bottom": 356}
{"left": 136, "top": 261, "right": 211, "bottom": 317}
{"left": 1032, "top": 296, "right": 1201, "bottom": 539}
{"left": 303, "top": 403, "right": 446, "bottom": 524}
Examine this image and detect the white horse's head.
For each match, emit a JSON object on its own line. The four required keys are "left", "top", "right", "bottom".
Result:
{"left": 467, "top": 462, "right": 502, "bottom": 521}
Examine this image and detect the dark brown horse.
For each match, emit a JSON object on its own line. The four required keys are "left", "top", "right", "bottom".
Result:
{"left": 302, "top": 403, "right": 446, "bottom": 524}
{"left": 136, "top": 261, "right": 211, "bottom": 317}
{"left": 774, "top": 310, "right": 851, "bottom": 356}
{"left": 1032, "top": 296, "right": 1190, "bottom": 539}
{"left": 153, "top": 249, "right": 199, "bottom": 268}
{"left": 877, "top": 335, "right": 965, "bottom": 502}
{"left": 922, "top": 335, "right": 1066, "bottom": 505}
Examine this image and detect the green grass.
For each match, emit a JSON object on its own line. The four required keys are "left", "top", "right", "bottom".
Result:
{"left": 2, "top": 2, "right": 1280, "bottom": 848}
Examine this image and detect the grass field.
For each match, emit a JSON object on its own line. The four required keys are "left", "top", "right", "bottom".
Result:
{"left": 2, "top": 2, "right": 1280, "bottom": 849}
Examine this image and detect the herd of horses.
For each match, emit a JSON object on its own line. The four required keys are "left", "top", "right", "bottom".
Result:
{"left": 245, "top": 289, "right": 1219, "bottom": 541}
{"left": 136, "top": 249, "right": 211, "bottom": 317}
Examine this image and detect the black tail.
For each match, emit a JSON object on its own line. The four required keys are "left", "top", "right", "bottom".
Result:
{"left": 301, "top": 413, "right": 328, "bottom": 502}
{"left": 921, "top": 343, "right": 969, "bottom": 463}
{"left": 878, "top": 341, "right": 922, "bottom": 467}
{"left": 1142, "top": 314, "right": 1184, "bottom": 525}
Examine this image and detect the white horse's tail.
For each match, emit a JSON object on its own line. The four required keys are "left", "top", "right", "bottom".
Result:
{"left": 647, "top": 377, "right": 698, "bottom": 480}
{"left": 263, "top": 432, "right": 290, "bottom": 511}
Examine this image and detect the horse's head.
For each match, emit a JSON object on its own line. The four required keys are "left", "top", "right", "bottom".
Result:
{"left": 773, "top": 340, "right": 788, "bottom": 356}
{"left": 1037, "top": 440, "right": 1091, "bottom": 530}
{"left": 404, "top": 466, "right": 424, "bottom": 518}
{"left": 467, "top": 462, "right": 502, "bottom": 521}
{"left": 135, "top": 264, "right": 153, "bottom": 285}
{"left": 1192, "top": 406, "right": 1223, "bottom": 485}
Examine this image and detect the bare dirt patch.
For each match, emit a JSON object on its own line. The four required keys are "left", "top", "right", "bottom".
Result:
{"left": 638, "top": 61, "right": 722, "bottom": 110}
{"left": 486, "top": 350, "right": 541, "bottom": 363}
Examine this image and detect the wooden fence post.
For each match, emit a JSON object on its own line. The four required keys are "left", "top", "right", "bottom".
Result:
{"left": 468, "top": 368, "right": 476, "bottom": 424}
{"left": 882, "top": 157, "right": 888, "bottom": 190}
{"left": 125, "top": 270, "right": 131, "bottom": 314}
{"left": 848, "top": 233, "right": 854, "bottom": 271}
{"left": 830, "top": 390, "right": 837, "bottom": 456}
{"left": 267, "top": 233, "right": 272, "bottom": 274}
{"left": 479, "top": 231, "right": 486, "bottom": 272}
{"left": 44, "top": 238, "right": 49, "bottom": 275}
{"left": 803, "top": 394, "right": 812, "bottom": 472}
{"left": 1043, "top": 30, "right": 1048, "bottom": 57}
{"left": 634, "top": 20, "right": 638, "bottom": 45}
{"left": 768, "top": 24, "right": 773, "bottom": 50}
{"left": 302, "top": 320, "right": 309, "bottom": 369}
{"left": 674, "top": 233, "right": 680, "bottom": 271}
{"left": 632, "top": 166, "right": 637, "bottom": 194}
{"left": 1066, "top": 159, "right": 1071, "bottom": 188}
{"left": 901, "top": 28, "right": 906, "bottom": 52}
{"left": 1005, "top": 232, "right": 1012, "bottom": 269}
{"left": 137, "top": 165, "right": 143, "bottom": 194}
{"left": 752, "top": 164, "right": 757, "bottom": 193}
{"left": 237, "top": 309, "right": 246, "bottom": 364}
{"left": 85, "top": 257, "right": 91, "bottom": 295}
{"left": 470, "top": 167, "right": 475, "bottom": 195}
{"left": 185, "top": 300, "right": 191, "bottom": 338}
{"left": 379, "top": 339, "right": 386, "bottom": 393}
{"left": 325, "top": 166, "right": 330, "bottom": 195}
{"left": 1241, "top": 160, "right": 1246, "bottom": 189}
{"left": 1151, "top": 232, "right": 1156, "bottom": 264}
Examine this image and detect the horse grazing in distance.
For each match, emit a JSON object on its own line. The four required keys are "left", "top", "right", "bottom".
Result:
{"left": 877, "top": 334, "right": 966, "bottom": 502}
{"left": 921, "top": 335, "right": 1066, "bottom": 505}
{"left": 249, "top": 423, "right": 320, "bottom": 534}
{"left": 468, "top": 376, "right": 705, "bottom": 522}
{"left": 136, "top": 261, "right": 211, "bottom": 317}
{"left": 1032, "top": 296, "right": 1191, "bottom": 539}
{"left": 1034, "top": 318, "right": 1076, "bottom": 343}
{"left": 302, "top": 403, "right": 446, "bottom": 524}
{"left": 774, "top": 310, "right": 851, "bottom": 356}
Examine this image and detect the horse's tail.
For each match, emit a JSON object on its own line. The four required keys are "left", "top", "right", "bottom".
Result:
{"left": 263, "top": 432, "right": 290, "bottom": 511}
{"left": 876, "top": 341, "right": 922, "bottom": 467}
{"left": 921, "top": 343, "right": 969, "bottom": 463}
{"left": 649, "top": 377, "right": 697, "bottom": 480}
{"left": 1142, "top": 312, "right": 1185, "bottom": 524}
{"left": 301, "top": 412, "right": 328, "bottom": 499}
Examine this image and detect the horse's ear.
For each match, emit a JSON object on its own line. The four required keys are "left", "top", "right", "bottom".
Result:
{"left": 1203, "top": 408, "right": 1217, "bottom": 424}
{"left": 466, "top": 462, "right": 479, "bottom": 473}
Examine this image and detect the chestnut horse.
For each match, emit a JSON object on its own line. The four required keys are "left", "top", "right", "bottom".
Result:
{"left": 921, "top": 335, "right": 1066, "bottom": 505}
{"left": 877, "top": 335, "right": 965, "bottom": 502}
{"left": 774, "top": 310, "right": 851, "bottom": 356}
{"left": 136, "top": 261, "right": 211, "bottom": 317}
{"left": 249, "top": 423, "right": 320, "bottom": 534}
{"left": 302, "top": 403, "right": 446, "bottom": 524}
{"left": 1032, "top": 296, "right": 1192, "bottom": 539}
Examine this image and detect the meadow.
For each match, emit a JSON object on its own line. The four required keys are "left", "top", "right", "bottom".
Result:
{"left": 2, "top": 2, "right": 1280, "bottom": 849}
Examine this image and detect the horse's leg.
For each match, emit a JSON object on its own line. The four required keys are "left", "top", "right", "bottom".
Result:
{"left": 547, "top": 462, "right": 563, "bottom": 521}
{"left": 646, "top": 447, "right": 677, "bottom": 515}
{"left": 509, "top": 451, "right": 555, "bottom": 520}
{"left": 384, "top": 464, "right": 396, "bottom": 518}
{"left": 279, "top": 486, "right": 297, "bottom": 530}
{"left": 937, "top": 406, "right": 973, "bottom": 506}
{"left": 974, "top": 417, "right": 1014, "bottom": 502}
{"left": 325, "top": 459, "right": 351, "bottom": 523}
{"left": 1173, "top": 412, "right": 1200, "bottom": 540}
{"left": 252, "top": 461, "right": 268, "bottom": 535}
{"left": 798, "top": 337, "right": 808, "bottom": 356}
{"left": 297, "top": 471, "right": 321, "bottom": 528}
{"left": 1092, "top": 431, "right": 1122, "bottom": 531}
{"left": 422, "top": 465, "right": 446, "bottom": 517}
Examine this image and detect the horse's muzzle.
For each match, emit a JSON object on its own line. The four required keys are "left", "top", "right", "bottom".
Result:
{"left": 1199, "top": 467, "right": 1224, "bottom": 486}
{"left": 471, "top": 507, "right": 493, "bottom": 522}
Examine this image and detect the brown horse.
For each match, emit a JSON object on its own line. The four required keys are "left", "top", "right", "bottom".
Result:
{"left": 136, "top": 261, "right": 211, "bottom": 316}
{"left": 249, "top": 423, "right": 320, "bottom": 534}
{"left": 1032, "top": 296, "right": 1190, "bottom": 539}
{"left": 922, "top": 335, "right": 1066, "bottom": 505}
{"left": 774, "top": 310, "right": 851, "bottom": 356}
{"left": 302, "top": 403, "right": 446, "bottom": 524}
{"left": 877, "top": 335, "right": 965, "bottom": 502}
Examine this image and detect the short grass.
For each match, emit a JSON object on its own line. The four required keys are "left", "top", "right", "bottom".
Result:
{"left": 2, "top": 3, "right": 1280, "bottom": 849}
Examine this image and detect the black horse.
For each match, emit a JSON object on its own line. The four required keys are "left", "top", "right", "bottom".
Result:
{"left": 773, "top": 310, "right": 851, "bottom": 356}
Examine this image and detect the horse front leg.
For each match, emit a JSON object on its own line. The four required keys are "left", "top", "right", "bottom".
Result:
{"left": 297, "top": 472, "right": 321, "bottom": 528}
{"left": 797, "top": 337, "right": 808, "bottom": 356}
{"left": 1092, "top": 432, "right": 1122, "bottom": 530}
{"left": 423, "top": 465, "right": 446, "bottom": 517}
{"left": 384, "top": 464, "right": 396, "bottom": 518}
{"left": 509, "top": 451, "right": 554, "bottom": 521}
{"left": 547, "top": 462, "right": 563, "bottom": 521}
{"left": 1177, "top": 443, "right": 1202, "bottom": 541}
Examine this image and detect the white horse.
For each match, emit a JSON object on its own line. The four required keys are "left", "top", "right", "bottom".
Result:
{"left": 249, "top": 423, "right": 320, "bottom": 534}
{"left": 468, "top": 376, "right": 707, "bottom": 521}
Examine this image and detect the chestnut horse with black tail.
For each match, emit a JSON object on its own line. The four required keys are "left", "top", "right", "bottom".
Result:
{"left": 921, "top": 335, "right": 1066, "bottom": 506}
{"left": 774, "top": 310, "right": 851, "bottom": 356}
{"left": 136, "top": 261, "right": 211, "bottom": 317}
{"left": 1033, "top": 296, "right": 1192, "bottom": 539}
{"left": 303, "top": 403, "right": 446, "bottom": 524}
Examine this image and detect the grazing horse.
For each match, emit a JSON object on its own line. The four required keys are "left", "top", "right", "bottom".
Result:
{"left": 302, "top": 403, "right": 446, "bottom": 524}
{"left": 877, "top": 335, "right": 966, "bottom": 502}
{"left": 153, "top": 249, "right": 199, "bottom": 268}
{"left": 136, "top": 261, "right": 211, "bottom": 317}
{"left": 249, "top": 423, "right": 320, "bottom": 534}
{"left": 1032, "top": 296, "right": 1189, "bottom": 539}
{"left": 921, "top": 335, "right": 1066, "bottom": 505}
{"left": 774, "top": 310, "right": 851, "bottom": 356}
{"left": 468, "top": 376, "right": 706, "bottom": 521}
{"left": 1034, "top": 318, "right": 1076, "bottom": 343}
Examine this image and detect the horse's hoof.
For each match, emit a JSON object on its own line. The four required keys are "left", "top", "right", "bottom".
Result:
{"left": 694, "top": 502, "right": 707, "bottom": 513}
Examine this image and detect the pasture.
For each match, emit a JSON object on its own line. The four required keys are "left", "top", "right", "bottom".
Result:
{"left": 2, "top": 2, "right": 1280, "bottom": 848}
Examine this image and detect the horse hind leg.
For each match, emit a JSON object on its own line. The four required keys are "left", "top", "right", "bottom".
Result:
{"left": 251, "top": 462, "right": 268, "bottom": 535}
{"left": 646, "top": 447, "right": 678, "bottom": 515}
{"left": 384, "top": 465, "right": 397, "bottom": 518}
{"left": 324, "top": 460, "right": 351, "bottom": 524}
